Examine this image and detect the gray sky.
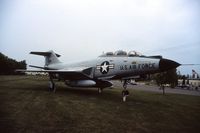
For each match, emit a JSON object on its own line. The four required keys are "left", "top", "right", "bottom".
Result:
{"left": 0, "top": 0, "right": 200, "bottom": 75}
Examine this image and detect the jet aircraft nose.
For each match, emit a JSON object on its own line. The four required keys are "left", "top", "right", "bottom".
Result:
{"left": 159, "top": 58, "right": 180, "bottom": 72}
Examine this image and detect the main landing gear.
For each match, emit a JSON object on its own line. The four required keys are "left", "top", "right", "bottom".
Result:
{"left": 122, "top": 79, "right": 130, "bottom": 102}
{"left": 98, "top": 88, "right": 102, "bottom": 93}
{"left": 49, "top": 75, "right": 56, "bottom": 92}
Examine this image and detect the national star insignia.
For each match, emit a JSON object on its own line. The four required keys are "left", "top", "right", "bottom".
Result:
{"left": 96, "top": 61, "right": 114, "bottom": 74}
{"left": 101, "top": 62, "right": 109, "bottom": 72}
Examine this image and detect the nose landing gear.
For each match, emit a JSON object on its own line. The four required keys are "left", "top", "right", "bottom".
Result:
{"left": 122, "top": 79, "right": 130, "bottom": 102}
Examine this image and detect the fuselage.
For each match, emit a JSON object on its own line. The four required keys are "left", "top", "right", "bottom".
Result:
{"left": 47, "top": 56, "right": 179, "bottom": 80}
{"left": 20, "top": 50, "right": 180, "bottom": 90}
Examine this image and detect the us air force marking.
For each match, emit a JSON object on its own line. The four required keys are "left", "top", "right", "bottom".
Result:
{"left": 96, "top": 61, "right": 114, "bottom": 74}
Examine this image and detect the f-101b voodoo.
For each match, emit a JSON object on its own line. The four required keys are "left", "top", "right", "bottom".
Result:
{"left": 16, "top": 50, "right": 180, "bottom": 101}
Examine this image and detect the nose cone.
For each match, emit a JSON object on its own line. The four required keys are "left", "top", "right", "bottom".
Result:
{"left": 159, "top": 58, "right": 180, "bottom": 72}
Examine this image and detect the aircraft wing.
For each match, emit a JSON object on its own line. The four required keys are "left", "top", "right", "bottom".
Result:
{"left": 16, "top": 67, "right": 94, "bottom": 80}
{"left": 98, "top": 75, "right": 115, "bottom": 80}
{"left": 121, "top": 75, "right": 140, "bottom": 80}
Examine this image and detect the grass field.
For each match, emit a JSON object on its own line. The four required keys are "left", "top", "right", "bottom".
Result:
{"left": 0, "top": 75, "right": 200, "bottom": 133}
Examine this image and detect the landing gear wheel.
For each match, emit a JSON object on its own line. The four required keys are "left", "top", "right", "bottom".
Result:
{"left": 49, "top": 80, "right": 55, "bottom": 91}
{"left": 98, "top": 88, "right": 102, "bottom": 94}
{"left": 49, "top": 75, "right": 56, "bottom": 92}
{"left": 122, "top": 90, "right": 129, "bottom": 102}
{"left": 123, "top": 95, "right": 126, "bottom": 102}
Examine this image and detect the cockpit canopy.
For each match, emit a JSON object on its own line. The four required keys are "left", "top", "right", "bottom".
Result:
{"left": 100, "top": 50, "right": 145, "bottom": 57}
{"left": 114, "top": 50, "right": 127, "bottom": 56}
{"left": 128, "top": 51, "right": 143, "bottom": 57}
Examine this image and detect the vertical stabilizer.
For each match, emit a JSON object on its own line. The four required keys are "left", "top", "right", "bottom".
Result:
{"left": 30, "top": 50, "right": 61, "bottom": 66}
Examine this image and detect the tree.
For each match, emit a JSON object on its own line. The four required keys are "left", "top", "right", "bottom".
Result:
{"left": 154, "top": 68, "right": 178, "bottom": 88}
{"left": 0, "top": 52, "right": 27, "bottom": 75}
{"left": 182, "top": 75, "right": 186, "bottom": 86}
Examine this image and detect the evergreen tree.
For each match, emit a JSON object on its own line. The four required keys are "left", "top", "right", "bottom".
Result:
{"left": 0, "top": 52, "right": 26, "bottom": 75}
{"left": 154, "top": 68, "right": 178, "bottom": 88}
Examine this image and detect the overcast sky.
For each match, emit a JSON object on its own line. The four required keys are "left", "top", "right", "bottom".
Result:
{"left": 0, "top": 0, "right": 200, "bottom": 75}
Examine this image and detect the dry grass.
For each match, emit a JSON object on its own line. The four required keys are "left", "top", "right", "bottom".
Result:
{"left": 0, "top": 75, "right": 200, "bottom": 133}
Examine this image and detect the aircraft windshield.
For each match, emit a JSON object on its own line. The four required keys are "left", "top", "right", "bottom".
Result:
{"left": 128, "top": 51, "right": 143, "bottom": 57}
{"left": 114, "top": 50, "right": 127, "bottom": 56}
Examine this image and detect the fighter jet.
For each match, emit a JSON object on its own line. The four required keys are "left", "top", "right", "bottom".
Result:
{"left": 17, "top": 50, "right": 180, "bottom": 101}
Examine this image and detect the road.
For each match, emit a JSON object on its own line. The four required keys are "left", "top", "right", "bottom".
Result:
{"left": 112, "top": 80, "right": 200, "bottom": 96}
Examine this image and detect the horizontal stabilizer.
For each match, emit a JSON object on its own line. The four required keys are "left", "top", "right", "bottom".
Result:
{"left": 30, "top": 50, "right": 62, "bottom": 66}
{"left": 29, "top": 65, "right": 46, "bottom": 69}
{"left": 30, "top": 51, "right": 61, "bottom": 57}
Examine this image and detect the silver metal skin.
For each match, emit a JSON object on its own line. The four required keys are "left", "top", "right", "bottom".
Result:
{"left": 16, "top": 50, "right": 180, "bottom": 101}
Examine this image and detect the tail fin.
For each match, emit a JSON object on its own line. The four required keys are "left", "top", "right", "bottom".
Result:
{"left": 30, "top": 50, "right": 61, "bottom": 66}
